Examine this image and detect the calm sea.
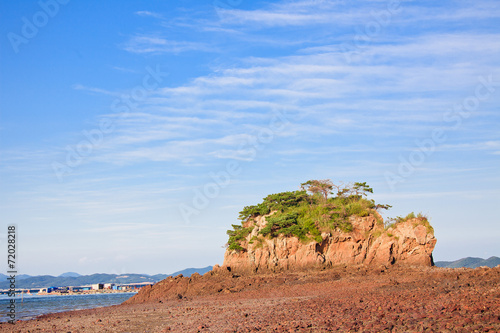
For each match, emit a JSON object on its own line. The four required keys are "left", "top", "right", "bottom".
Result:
{"left": 0, "top": 292, "right": 136, "bottom": 322}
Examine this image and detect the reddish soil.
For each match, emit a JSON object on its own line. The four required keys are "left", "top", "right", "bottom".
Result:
{"left": 1, "top": 265, "right": 499, "bottom": 332}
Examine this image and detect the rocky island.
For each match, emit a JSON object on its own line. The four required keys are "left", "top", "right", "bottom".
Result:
{"left": 3, "top": 180, "right": 499, "bottom": 332}
{"left": 126, "top": 180, "right": 439, "bottom": 304}
{"left": 223, "top": 183, "right": 436, "bottom": 272}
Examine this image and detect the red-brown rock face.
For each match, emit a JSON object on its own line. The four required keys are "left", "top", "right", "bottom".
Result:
{"left": 223, "top": 214, "right": 436, "bottom": 273}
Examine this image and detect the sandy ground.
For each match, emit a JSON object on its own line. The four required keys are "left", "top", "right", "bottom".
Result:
{"left": 1, "top": 265, "right": 499, "bottom": 332}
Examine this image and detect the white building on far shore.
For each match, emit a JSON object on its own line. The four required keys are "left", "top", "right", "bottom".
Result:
{"left": 91, "top": 283, "right": 103, "bottom": 290}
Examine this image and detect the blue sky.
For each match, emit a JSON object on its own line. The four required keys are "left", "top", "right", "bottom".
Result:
{"left": 0, "top": 0, "right": 499, "bottom": 275}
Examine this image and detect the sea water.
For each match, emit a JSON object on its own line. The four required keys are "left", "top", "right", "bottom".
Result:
{"left": 0, "top": 292, "right": 136, "bottom": 322}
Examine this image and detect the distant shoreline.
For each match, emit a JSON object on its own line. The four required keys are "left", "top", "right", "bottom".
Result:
{"left": 0, "top": 292, "right": 136, "bottom": 323}
{"left": 35, "top": 290, "right": 138, "bottom": 296}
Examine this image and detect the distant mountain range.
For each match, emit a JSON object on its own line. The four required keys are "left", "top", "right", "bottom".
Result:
{"left": 0, "top": 266, "right": 212, "bottom": 289}
{"left": 435, "top": 256, "right": 500, "bottom": 268}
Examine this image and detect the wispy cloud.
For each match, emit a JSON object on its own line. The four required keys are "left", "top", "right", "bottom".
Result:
{"left": 75, "top": 24, "right": 500, "bottom": 167}
{"left": 112, "top": 66, "right": 140, "bottom": 74}
{"left": 216, "top": 8, "right": 331, "bottom": 26}
{"left": 123, "top": 36, "right": 213, "bottom": 54}
{"left": 439, "top": 141, "right": 500, "bottom": 152}
{"left": 72, "top": 84, "right": 120, "bottom": 96}
{"left": 214, "top": 0, "right": 500, "bottom": 29}
{"left": 135, "top": 10, "right": 163, "bottom": 19}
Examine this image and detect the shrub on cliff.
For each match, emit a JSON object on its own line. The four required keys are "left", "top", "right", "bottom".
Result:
{"left": 238, "top": 190, "right": 309, "bottom": 221}
{"left": 226, "top": 180, "right": 392, "bottom": 251}
{"left": 226, "top": 224, "right": 253, "bottom": 251}
{"left": 384, "top": 212, "right": 434, "bottom": 234}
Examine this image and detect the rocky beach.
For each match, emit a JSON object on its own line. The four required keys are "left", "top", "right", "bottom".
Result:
{"left": 1, "top": 265, "right": 499, "bottom": 332}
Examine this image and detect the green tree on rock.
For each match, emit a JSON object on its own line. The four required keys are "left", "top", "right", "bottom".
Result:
{"left": 300, "top": 179, "right": 333, "bottom": 201}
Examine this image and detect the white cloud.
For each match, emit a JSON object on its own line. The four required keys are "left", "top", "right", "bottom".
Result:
{"left": 123, "top": 36, "right": 214, "bottom": 54}
{"left": 112, "top": 66, "right": 140, "bottom": 74}
{"left": 213, "top": 0, "right": 500, "bottom": 29}
{"left": 72, "top": 26, "right": 500, "bottom": 168}
{"left": 135, "top": 10, "right": 163, "bottom": 19}
{"left": 216, "top": 8, "right": 331, "bottom": 26}
{"left": 72, "top": 84, "right": 120, "bottom": 96}
{"left": 439, "top": 141, "right": 500, "bottom": 152}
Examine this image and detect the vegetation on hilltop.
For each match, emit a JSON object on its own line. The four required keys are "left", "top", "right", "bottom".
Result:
{"left": 384, "top": 212, "right": 434, "bottom": 234}
{"left": 227, "top": 180, "right": 393, "bottom": 251}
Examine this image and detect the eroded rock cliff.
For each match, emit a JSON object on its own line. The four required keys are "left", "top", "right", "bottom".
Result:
{"left": 223, "top": 213, "right": 436, "bottom": 273}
